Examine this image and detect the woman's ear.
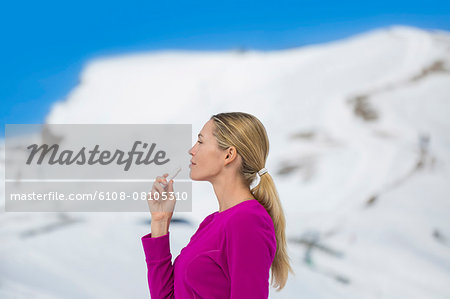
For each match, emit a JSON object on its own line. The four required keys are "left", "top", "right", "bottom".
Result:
{"left": 224, "top": 146, "right": 237, "bottom": 164}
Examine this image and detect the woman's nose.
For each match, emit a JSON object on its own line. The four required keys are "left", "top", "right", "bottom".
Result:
{"left": 188, "top": 144, "right": 195, "bottom": 156}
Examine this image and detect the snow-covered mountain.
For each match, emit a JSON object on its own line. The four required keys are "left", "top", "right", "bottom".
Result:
{"left": 1, "top": 25, "right": 450, "bottom": 298}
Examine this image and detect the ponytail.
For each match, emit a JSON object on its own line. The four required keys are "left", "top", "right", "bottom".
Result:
{"left": 252, "top": 172, "right": 293, "bottom": 290}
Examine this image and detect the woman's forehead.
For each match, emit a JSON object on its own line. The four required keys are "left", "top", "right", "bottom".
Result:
{"left": 200, "top": 120, "right": 214, "bottom": 136}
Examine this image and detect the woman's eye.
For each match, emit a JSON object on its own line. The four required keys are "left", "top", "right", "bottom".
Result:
{"left": 197, "top": 141, "right": 202, "bottom": 144}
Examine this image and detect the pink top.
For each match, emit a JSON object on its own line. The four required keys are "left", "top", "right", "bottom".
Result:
{"left": 141, "top": 199, "right": 277, "bottom": 298}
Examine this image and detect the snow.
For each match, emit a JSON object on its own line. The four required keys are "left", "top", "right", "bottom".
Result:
{"left": 1, "top": 25, "right": 450, "bottom": 298}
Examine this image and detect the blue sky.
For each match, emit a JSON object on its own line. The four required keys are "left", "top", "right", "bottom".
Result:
{"left": 1, "top": 0, "right": 449, "bottom": 137}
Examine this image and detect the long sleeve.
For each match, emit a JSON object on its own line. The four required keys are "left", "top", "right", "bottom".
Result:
{"left": 225, "top": 211, "right": 277, "bottom": 299}
{"left": 141, "top": 232, "right": 174, "bottom": 299}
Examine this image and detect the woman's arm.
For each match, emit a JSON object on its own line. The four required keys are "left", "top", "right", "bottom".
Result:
{"left": 142, "top": 174, "right": 176, "bottom": 298}
{"left": 225, "top": 211, "right": 277, "bottom": 299}
{"left": 142, "top": 225, "right": 174, "bottom": 299}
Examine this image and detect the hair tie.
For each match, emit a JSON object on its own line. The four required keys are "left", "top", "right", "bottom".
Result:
{"left": 258, "top": 167, "right": 268, "bottom": 176}
{"left": 250, "top": 167, "right": 268, "bottom": 189}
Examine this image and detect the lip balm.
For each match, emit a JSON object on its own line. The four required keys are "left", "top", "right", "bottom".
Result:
{"left": 160, "top": 166, "right": 182, "bottom": 190}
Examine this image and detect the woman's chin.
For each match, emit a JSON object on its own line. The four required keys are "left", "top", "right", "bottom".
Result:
{"left": 189, "top": 172, "right": 198, "bottom": 181}
{"left": 189, "top": 173, "right": 206, "bottom": 182}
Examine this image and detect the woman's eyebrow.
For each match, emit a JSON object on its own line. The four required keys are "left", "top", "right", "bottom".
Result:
{"left": 198, "top": 133, "right": 204, "bottom": 138}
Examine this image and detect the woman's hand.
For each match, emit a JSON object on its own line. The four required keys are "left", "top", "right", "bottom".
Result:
{"left": 147, "top": 173, "right": 176, "bottom": 222}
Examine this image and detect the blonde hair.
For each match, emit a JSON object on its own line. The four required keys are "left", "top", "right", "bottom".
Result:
{"left": 210, "top": 112, "right": 293, "bottom": 291}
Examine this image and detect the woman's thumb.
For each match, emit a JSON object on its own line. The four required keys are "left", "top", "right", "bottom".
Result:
{"left": 170, "top": 179, "right": 176, "bottom": 190}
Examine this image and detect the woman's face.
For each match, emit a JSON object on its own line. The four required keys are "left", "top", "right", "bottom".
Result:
{"left": 189, "top": 119, "right": 226, "bottom": 182}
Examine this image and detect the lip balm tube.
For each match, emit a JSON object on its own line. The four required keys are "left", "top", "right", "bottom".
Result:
{"left": 160, "top": 166, "right": 182, "bottom": 190}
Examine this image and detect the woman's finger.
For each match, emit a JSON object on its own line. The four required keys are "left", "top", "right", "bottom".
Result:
{"left": 156, "top": 176, "right": 168, "bottom": 186}
{"left": 154, "top": 182, "right": 164, "bottom": 194}
{"left": 167, "top": 180, "right": 174, "bottom": 193}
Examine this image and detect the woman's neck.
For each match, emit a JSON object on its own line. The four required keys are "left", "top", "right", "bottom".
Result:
{"left": 211, "top": 175, "right": 254, "bottom": 212}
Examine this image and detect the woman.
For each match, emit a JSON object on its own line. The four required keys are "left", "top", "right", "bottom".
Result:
{"left": 141, "top": 112, "right": 293, "bottom": 298}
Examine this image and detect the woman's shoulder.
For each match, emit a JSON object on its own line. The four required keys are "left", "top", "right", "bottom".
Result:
{"left": 222, "top": 200, "right": 274, "bottom": 232}
{"left": 222, "top": 200, "right": 277, "bottom": 254}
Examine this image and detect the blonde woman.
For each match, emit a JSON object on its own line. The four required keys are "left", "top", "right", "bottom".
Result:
{"left": 142, "top": 112, "right": 293, "bottom": 298}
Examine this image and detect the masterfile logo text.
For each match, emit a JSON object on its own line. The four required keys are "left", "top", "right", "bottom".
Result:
{"left": 4, "top": 124, "right": 192, "bottom": 212}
